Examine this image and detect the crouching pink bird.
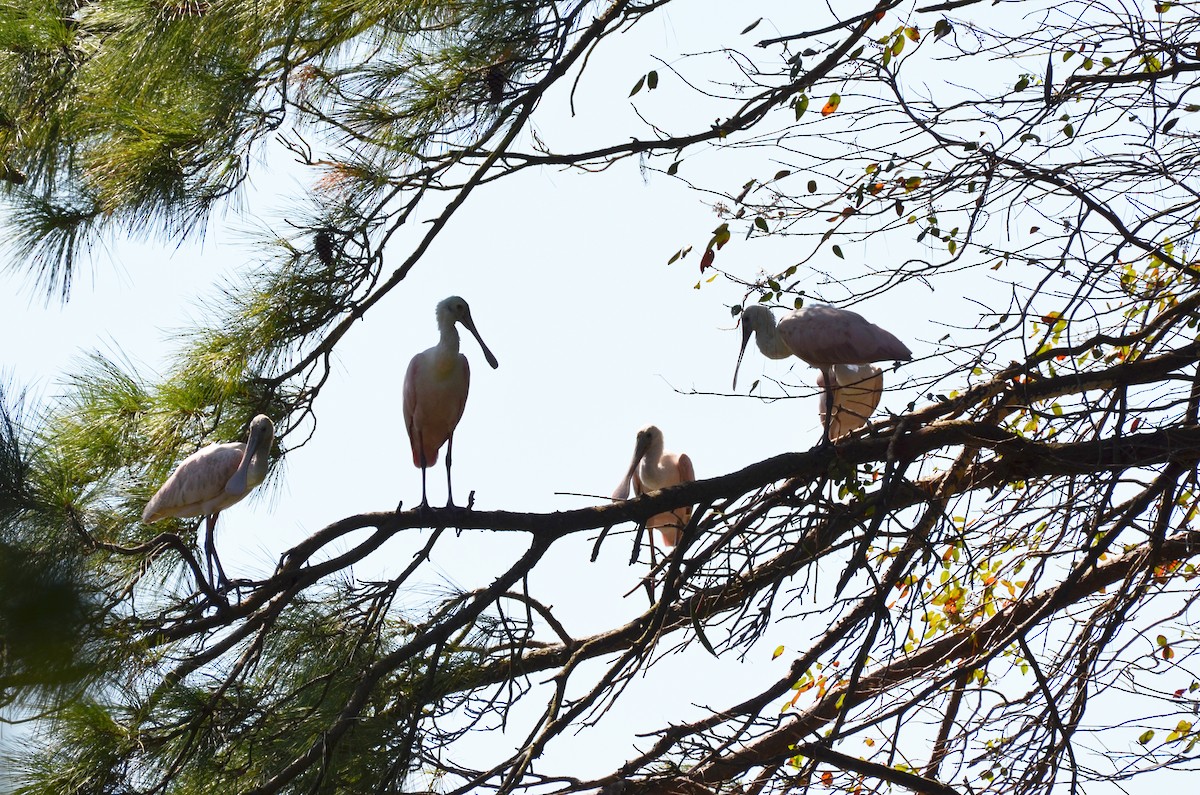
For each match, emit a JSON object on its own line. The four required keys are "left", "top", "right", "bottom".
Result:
{"left": 612, "top": 425, "right": 696, "bottom": 548}
{"left": 733, "top": 303, "right": 911, "bottom": 444}
{"left": 403, "top": 296, "right": 499, "bottom": 508}
{"left": 142, "top": 414, "right": 275, "bottom": 588}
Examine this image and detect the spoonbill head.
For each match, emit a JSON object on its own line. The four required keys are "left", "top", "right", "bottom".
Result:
{"left": 816, "top": 364, "right": 884, "bottom": 440}
{"left": 612, "top": 425, "right": 696, "bottom": 548}
{"left": 732, "top": 305, "right": 795, "bottom": 391}
{"left": 732, "top": 302, "right": 911, "bottom": 443}
{"left": 403, "top": 296, "right": 499, "bottom": 508}
{"left": 142, "top": 414, "right": 275, "bottom": 588}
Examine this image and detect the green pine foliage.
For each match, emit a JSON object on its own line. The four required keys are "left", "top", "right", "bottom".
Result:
{"left": 0, "top": 0, "right": 553, "bottom": 298}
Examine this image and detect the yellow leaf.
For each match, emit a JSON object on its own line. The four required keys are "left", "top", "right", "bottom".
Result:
{"left": 710, "top": 222, "right": 731, "bottom": 250}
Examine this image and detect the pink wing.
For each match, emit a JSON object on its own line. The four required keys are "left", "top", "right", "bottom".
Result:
{"left": 143, "top": 443, "right": 246, "bottom": 521}
{"left": 675, "top": 452, "right": 696, "bottom": 486}
{"left": 403, "top": 354, "right": 424, "bottom": 467}
{"left": 781, "top": 305, "right": 911, "bottom": 365}
{"left": 648, "top": 452, "right": 695, "bottom": 546}
{"left": 404, "top": 353, "right": 471, "bottom": 468}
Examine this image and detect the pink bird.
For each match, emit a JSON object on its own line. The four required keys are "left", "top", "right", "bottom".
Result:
{"left": 612, "top": 425, "right": 696, "bottom": 548}
{"left": 733, "top": 303, "right": 911, "bottom": 443}
{"left": 142, "top": 414, "right": 275, "bottom": 588}
{"left": 403, "top": 296, "right": 499, "bottom": 508}
{"left": 816, "top": 364, "right": 884, "bottom": 440}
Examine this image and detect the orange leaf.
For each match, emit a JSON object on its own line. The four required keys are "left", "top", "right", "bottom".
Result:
{"left": 821, "top": 771, "right": 833, "bottom": 787}
{"left": 822, "top": 93, "right": 841, "bottom": 116}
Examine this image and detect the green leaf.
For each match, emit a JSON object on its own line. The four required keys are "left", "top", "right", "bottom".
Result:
{"left": 755, "top": 217, "right": 769, "bottom": 232}
{"left": 1015, "top": 76, "right": 1030, "bottom": 91}
{"left": 807, "top": 179, "right": 817, "bottom": 193}
{"left": 832, "top": 245, "right": 844, "bottom": 259}
{"left": 691, "top": 613, "right": 720, "bottom": 658}
{"left": 1139, "top": 729, "right": 1155, "bottom": 745}
{"left": 667, "top": 161, "right": 680, "bottom": 176}
{"left": 795, "top": 94, "right": 809, "bottom": 120}
{"left": 629, "top": 75, "right": 645, "bottom": 96}
{"left": 741, "top": 17, "right": 763, "bottom": 34}
{"left": 647, "top": 70, "right": 658, "bottom": 90}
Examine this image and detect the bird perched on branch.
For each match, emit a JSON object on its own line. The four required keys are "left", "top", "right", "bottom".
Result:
{"left": 612, "top": 425, "right": 696, "bottom": 549}
{"left": 143, "top": 414, "right": 275, "bottom": 589}
{"left": 403, "top": 296, "right": 499, "bottom": 508}
{"left": 733, "top": 303, "right": 911, "bottom": 443}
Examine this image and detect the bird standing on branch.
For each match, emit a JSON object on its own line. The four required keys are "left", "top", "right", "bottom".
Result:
{"left": 733, "top": 303, "right": 911, "bottom": 443}
{"left": 143, "top": 414, "right": 275, "bottom": 590}
{"left": 403, "top": 296, "right": 499, "bottom": 508}
{"left": 612, "top": 425, "right": 696, "bottom": 549}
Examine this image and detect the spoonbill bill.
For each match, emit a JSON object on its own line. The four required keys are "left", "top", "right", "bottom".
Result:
{"left": 733, "top": 303, "right": 911, "bottom": 443}
{"left": 142, "top": 414, "right": 275, "bottom": 588}
{"left": 816, "top": 364, "right": 884, "bottom": 440}
{"left": 612, "top": 425, "right": 696, "bottom": 548}
{"left": 404, "top": 296, "right": 499, "bottom": 508}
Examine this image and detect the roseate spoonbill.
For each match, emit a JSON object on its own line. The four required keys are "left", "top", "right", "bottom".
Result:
{"left": 733, "top": 303, "right": 911, "bottom": 443}
{"left": 816, "top": 364, "right": 884, "bottom": 440}
{"left": 404, "top": 296, "right": 499, "bottom": 508}
{"left": 612, "top": 425, "right": 696, "bottom": 548}
{"left": 142, "top": 414, "right": 275, "bottom": 588}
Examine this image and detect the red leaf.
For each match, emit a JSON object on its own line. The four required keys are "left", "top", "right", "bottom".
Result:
{"left": 700, "top": 249, "right": 716, "bottom": 272}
